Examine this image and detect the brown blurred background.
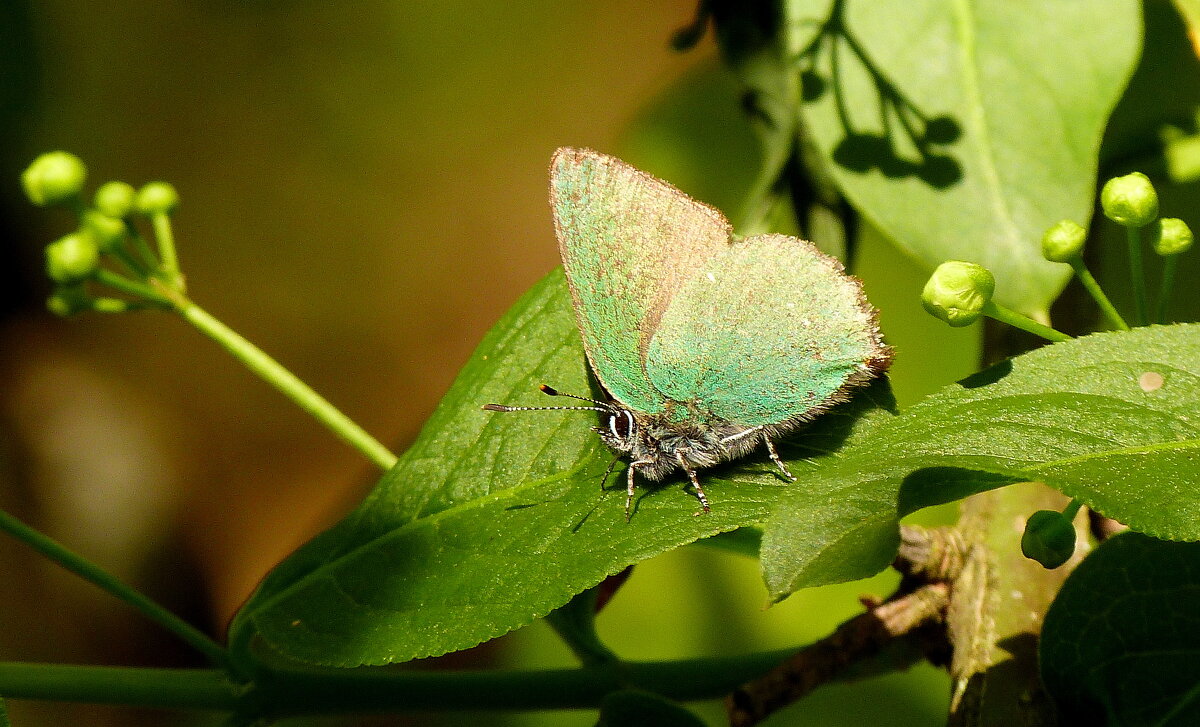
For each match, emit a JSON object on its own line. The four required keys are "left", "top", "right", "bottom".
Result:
{"left": 0, "top": 1, "right": 980, "bottom": 725}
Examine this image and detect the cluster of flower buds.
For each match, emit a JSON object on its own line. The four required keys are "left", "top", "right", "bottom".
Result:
{"left": 21, "top": 151, "right": 184, "bottom": 315}
{"left": 921, "top": 170, "right": 1193, "bottom": 569}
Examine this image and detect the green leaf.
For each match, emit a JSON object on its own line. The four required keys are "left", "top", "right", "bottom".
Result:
{"left": 229, "top": 270, "right": 894, "bottom": 667}
{"left": 763, "top": 324, "right": 1200, "bottom": 600}
{"left": 1040, "top": 532, "right": 1200, "bottom": 726}
{"left": 793, "top": 0, "right": 1142, "bottom": 316}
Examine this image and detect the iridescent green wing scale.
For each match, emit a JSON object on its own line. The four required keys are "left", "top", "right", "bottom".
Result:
{"left": 644, "top": 234, "right": 889, "bottom": 427}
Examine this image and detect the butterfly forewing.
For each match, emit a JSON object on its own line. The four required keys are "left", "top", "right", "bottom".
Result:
{"left": 550, "top": 147, "right": 731, "bottom": 415}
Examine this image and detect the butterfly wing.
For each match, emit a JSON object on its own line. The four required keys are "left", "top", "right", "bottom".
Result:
{"left": 644, "top": 233, "right": 890, "bottom": 427}
{"left": 550, "top": 147, "right": 732, "bottom": 414}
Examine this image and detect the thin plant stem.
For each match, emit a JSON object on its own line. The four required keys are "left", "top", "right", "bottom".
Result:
{"left": 1061, "top": 498, "right": 1083, "bottom": 521}
{"left": 0, "top": 510, "right": 232, "bottom": 671}
{"left": 1068, "top": 259, "right": 1129, "bottom": 331}
{"left": 1126, "top": 225, "right": 1148, "bottom": 326}
{"left": 981, "top": 301, "right": 1072, "bottom": 343}
{"left": 107, "top": 246, "right": 148, "bottom": 279}
{"left": 93, "top": 269, "right": 173, "bottom": 306}
{"left": 152, "top": 213, "right": 182, "bottom": 286}
{"left": 126, "top": 224, "right": 161, "bottom": 271}
{"left": 175, "top": 299, "right": 399, "bottom": 471}
{"left": 1156, "top": 254, "right": 1178, "bottom": 324}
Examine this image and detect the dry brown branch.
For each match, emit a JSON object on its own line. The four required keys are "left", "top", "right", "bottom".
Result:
{"left": 726, "top": 582, "right": 950, "bottom": 727}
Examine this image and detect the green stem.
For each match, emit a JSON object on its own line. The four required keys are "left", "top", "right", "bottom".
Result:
{"left": 107, "top": 245, "right": 148, "bottom": 279}
{"left": 1061, "top": 498, "right": 1083, "bottom": 522}
{"left": 544, "top": 588, "right": 619, "bottom": 667}
{"left": 152, "top": 213, "right": 183, "bottom": 290}
{"left": 0, "top": 648, "right": 799, "bottom": 715}
{"left": 126, "top": 225, "right": 161, "bottom": 271}
{"left": 981, "top": 301, "right": 1072, "bottom": 343}
{"left": 1068, "top": 259, "right": 1129, "bottom": 331}
{"left": 175, "top": 300, "right": 398, "bottom": 471}
{"left": 1126, "top": 225, "right": 1148, "bottom": 326}
{"left": 253, "top": 650, "right": 797, "bottom": 717}
{"left": 0, "top": 510, "right": 232, "bottom": 671}
{"left": 0, "top": 664, "right": 238, "bottom": 711}
{"left": 92, "top": 269, "right": 173, "bottom": 306}
{"left": 1156, "top": 254, "right": 1178, "bottom": 324}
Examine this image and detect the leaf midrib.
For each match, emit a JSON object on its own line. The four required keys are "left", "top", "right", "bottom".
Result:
{"left": 950, "top": 0, "right": 1024, "bottom": 269}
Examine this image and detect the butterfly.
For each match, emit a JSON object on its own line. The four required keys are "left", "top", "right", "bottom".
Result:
{"left": 485, "top": 148, "right": 891, "bottom": 519}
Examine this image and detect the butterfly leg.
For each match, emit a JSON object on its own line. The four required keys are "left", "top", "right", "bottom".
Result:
{"left": 600, "top": 454, "right": 622, "bottom": 492}
{"left": 675, "top": 451, "right": 711, "bottom": 515}
{"left": 763, "top": 434, "right": 795, "bottom": 481}
{"left": 625, "top": 460, "right": 652, "bottom": 522}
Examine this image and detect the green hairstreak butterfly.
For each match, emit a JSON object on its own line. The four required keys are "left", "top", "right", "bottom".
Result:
{"left": 485, "top": 148, "right": 891, "bottom": 519}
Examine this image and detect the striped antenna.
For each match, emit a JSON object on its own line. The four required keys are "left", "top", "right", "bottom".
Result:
{"left": 482, "top": 384, "right": 614, "bottom": 414}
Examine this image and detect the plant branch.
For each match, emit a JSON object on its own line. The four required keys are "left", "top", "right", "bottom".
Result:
{"left": 1068, "top": 259, "right": 1129, "bottom": 331}
{"left": 0, "top": 664, "right": 238, "bottom": 710}
{"left": 171, "top": 297, "right": 398, "bottom": 471}
{"left": 725, "top": 583, "right": 950, "bottom": 727}
{"left": 0, "top": 510, "right": 231, "bottom": 670}
{"left": 0, "top": 649, "right": 813, "bottom": 717}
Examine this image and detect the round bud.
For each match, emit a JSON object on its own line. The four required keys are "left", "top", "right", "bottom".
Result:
{"left": 46, "top": 294, "right": 73, "bottom": 317}
{"left": 1021, "top": 509, "right": 1077, "bottom": 569}
{"left": 21, "top": 151, "right": 87, "bottom": 207}
{"left": 45, "top": 232, "right": 100, "bottom": 284}
{"left": 921, "top": 261, "right": 995, "bottom": 327}
{"left": 1147, "top": 217, "right": 1194, "bottom": 256}
{"left": 134, "top": 182, "right": 179, "bottom": 215}
{"left": 94, "top": 181, "right": 136, "bottom": 218}
{"left": 46, "top": 284, "right": 89, "bottom": 317}
{"left": 1101, "top": 172, "right": 1158, "bottom": 227}
{"left": 82, "top": 210, "right": 127, "bottom": 252}
{"left": 1041, "top": 220, "right": 1087, "bottom": 262}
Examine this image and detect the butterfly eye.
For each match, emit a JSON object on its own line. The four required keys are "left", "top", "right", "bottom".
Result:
{"left": 607, "top": 410, "right": 635, "bottom": 440}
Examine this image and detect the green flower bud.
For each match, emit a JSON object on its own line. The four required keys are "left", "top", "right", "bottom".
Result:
{"left": 1021, "top": 510, "right": 1077, "bottom": 569}
{"left": 134, "top": 182, "right": 179, "bottom": 215}
{"left": 1101, "top": 172, "right": 1158, "bottom": 227}
{"left": 921, "top": 261, "right": 995, "bottom": 327}
{"left": 1041, "top": 220, "right": 1087, "bottom": 262}
{"left": 94, "top": 181, "right": 136, "bottom": 218}
{"left": 1148, "top": 217, "right": 1193, "bottom": 256}
{"left": 45, "top": 232, "right": 100, "bottom": 284}
{"left": 46, "top": 284, "right": 90, "bottom": 317}
{"left": 21, "top": 151, "right": 87, "bottom": 207}
{"left": 82, "top": 210, "right": 127, "bottom": 252}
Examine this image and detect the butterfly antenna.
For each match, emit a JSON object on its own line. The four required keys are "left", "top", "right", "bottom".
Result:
{"left": 482, "top": 384, "right": 612, "bottom": 414}
{"left": 537, "top": 384, "right": 611, "bottom": 407}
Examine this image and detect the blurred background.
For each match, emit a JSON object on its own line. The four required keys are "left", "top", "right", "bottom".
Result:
{"left": 0, "top": 1, "right": 991, "bottom": 725}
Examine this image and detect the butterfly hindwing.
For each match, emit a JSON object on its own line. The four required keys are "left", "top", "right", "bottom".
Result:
{"left": 644, "top": 234, "right": 889, "bottom": 427}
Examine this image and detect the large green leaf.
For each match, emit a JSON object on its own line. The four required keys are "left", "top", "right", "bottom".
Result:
{"left": 229, "top": 270, "right": 895, "bottom": 666}
{"left": 792, "top": 0, "right": 1141, "bottom": 316}
{"left": 763, "top": 324, "right": 1200, "bottom": 600}
{"left": 1040, "top": 532, "right": 1200, "bottom": 726}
